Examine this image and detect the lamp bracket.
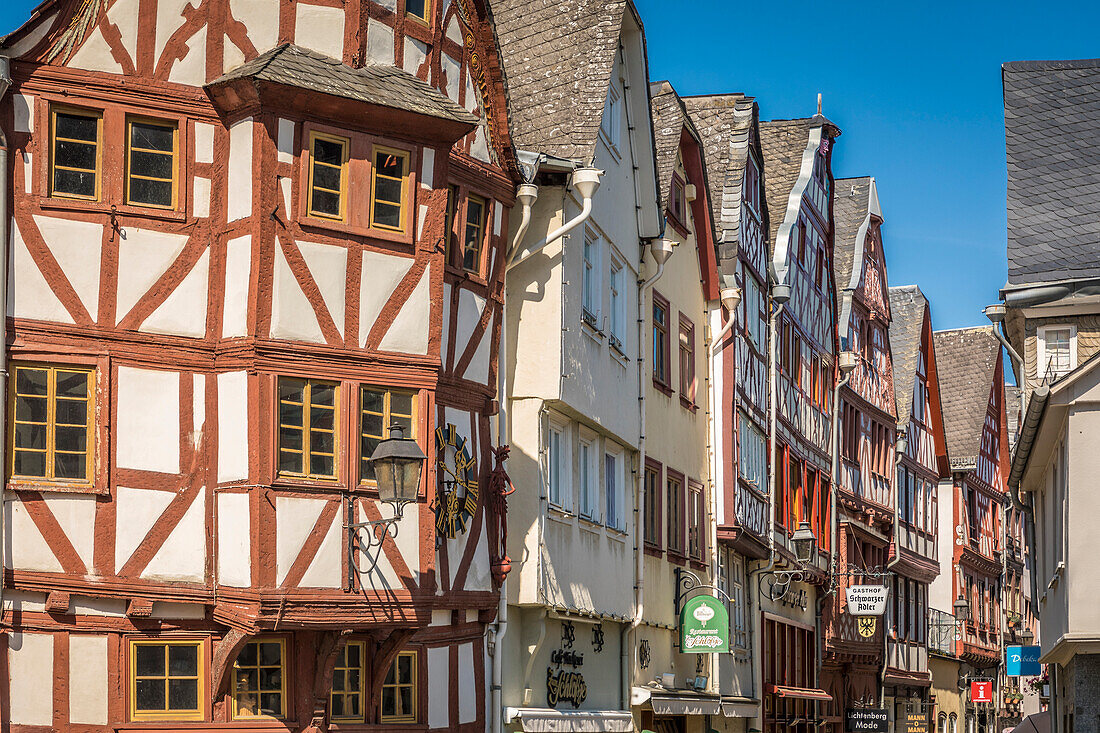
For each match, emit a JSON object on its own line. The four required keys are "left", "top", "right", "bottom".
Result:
{"left": 674, "top": 567, "right": 732, "bottom": 617}
{"left": 345, "top": 499, "right": 407, "bottom": 590}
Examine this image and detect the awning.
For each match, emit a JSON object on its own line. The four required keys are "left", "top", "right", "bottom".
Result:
{"left": 650, "top": 695, "right": 721, "bottom": 716}
{"left": 767, "top": 684, "right": 832, "bottom": 701}
{"left": 883, "top": 669, "right": 932, "bottom": 688}
{"left": 504, "top": 707, "right": 634, "bottom": 732}
{"left": 722, "top": 698, "right": 760, "bottom": 718}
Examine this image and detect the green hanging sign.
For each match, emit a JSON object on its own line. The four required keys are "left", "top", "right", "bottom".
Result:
{"left": 680, "top": 595, "right": 729, "bottom": 653}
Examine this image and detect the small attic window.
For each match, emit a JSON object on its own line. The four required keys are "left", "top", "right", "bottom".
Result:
{"left": 669, "top": 175, "right": 687, "bottom": 226}
{"left": 601, "top": 84, "right": 621, "bottom": 152}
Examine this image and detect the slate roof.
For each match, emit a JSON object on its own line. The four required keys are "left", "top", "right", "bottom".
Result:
{"left": 1003, "top": 58, "right": 1100, "bottom": 288}
{"left": 650, "top": 82, "right": 690, "bottom": 213}
{"left": 208, "top": 44, "right": 479, "bottom": 125}
{"left": 682, "top": 93, "right": 759, "bottom": 268}
{"left": 833, "top": 177, "right": 872, "bottom": 291}
{"left": 487, "top": 0, "right": 627, "bottom": 162}
{"left": 932, "top": 326, "right": 1001, "bottom": 470}
{"left": 757, "top": 116, "right": 838, "bottom": 251}
{"left": 888, "top": 285, "right": 928, "bottom": 426}
{"left": 1005, "top": 385, "right": 1022, "bottom": 451}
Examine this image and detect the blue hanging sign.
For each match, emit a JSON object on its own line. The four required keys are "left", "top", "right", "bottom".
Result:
{"left": 1006, "top": 645, "right": 1041, "bottom": 676}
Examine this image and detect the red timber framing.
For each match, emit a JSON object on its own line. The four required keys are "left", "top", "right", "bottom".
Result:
{"left": 0, "top": 0, "right": 518, "bottom": 731}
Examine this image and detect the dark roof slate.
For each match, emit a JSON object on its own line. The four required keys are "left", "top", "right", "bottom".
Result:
{"left": 487, "top": 0, "right": 626, "bottom": 162}
{"left": 932, "top": 326, "right": 1001, "bottom": 470}
{"left": 758, "top": 118, "right": 815, "bottom": 251}
{"left": 833, "top": 177, "right": 872, "bottom": 290}
{"left": 1003, "top": 58, "right": 1100, "bottom": 287}
{"left": 649, "top": 82, "right": 688, "bottom": 213}
{"left": 208, "top": 44, "right": 479, "bottom": 125}
{"left": 682, "top": 93, "right": 758, "bottom": 267}
{"left": 1005, "top": 385, "right": 1022, "bottom": 451}
{"left": 887, "top": 285, "right": 928, "bottom": 426}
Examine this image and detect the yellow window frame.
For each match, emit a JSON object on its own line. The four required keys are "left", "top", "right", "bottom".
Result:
{"left": 8, "top": 364, "right": 95, "bottom": 485}
{"left": 405, "top": 0, "right": 431, "bottom": 23}
{"left": 359, "top": 386, "right": 418, "bottom": 485}
{"left": 232, "top": 637, "right": 287, "bottom": 720}
{"left": 380, "top": 650, "right": 418, "bottom": 723}
{"left": 307, "top": 131, "right": 350, "bottom": 221}
{"left": 49, "top": 106, "right": 102, "bottom": 201}
{"left": 277, "top": 378, "right": 339, "bottom": 480}
{"left": 125, "top": 116, "right": 179, "bottom": 210}
{"left": 128, "top": 639, "right": 205, "bottom": 722}
{"left": 463, "top": 194, "right": 487, "bottom": 273}
{"left": 329, "top": 640, "right": 366, "bottom": 722}
{"left": 369, "top": 145, "right": 410, "bottom": 232}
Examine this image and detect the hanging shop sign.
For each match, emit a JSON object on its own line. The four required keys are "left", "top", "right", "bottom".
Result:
{"left": 846, "top": 585, "right": 889, "bottom": 616}
{"left": 857, "top": 617, "right": 877, "bottom": 637}
{"left": 846, "top": 708, "right": 889, "bottom": 733}
{"left": 970, "top": 680, "right": 993, "bottom": 704}
{"left": 680, "top": 595, "right": 729, "bottom": 653}
{"left": 1006, "top": 645, "right": 1041, "bottom": 676}
{"left": 905, "top": 710, "right": 926, "bottom": 733}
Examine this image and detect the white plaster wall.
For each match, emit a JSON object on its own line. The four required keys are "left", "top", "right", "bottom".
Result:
{"left": 143, "top": 492, "right": 206, "bottom": 582}
{"left": 217, "top": 491, "right": 251, "bottom": 586}
{"left": 421, "top": 148, "right": 435, "bottom": 188}
{"left": 33, "top": 215, "right": 102, "bottom": 323}
{"left": 459, "top": 641, "right": 476, "bottom": 723}
{"left": 194, "top": 122, "right": 214, "bottom": 164}
{"left": 8, "top": 632, "right": 54, "bottom": 725}
{"left": 359, "top": 249, "right": 413, "bottom": 347}
{"left": 154, "top": 0, "right": 193, "bottom": 61}
{"left": 116, "top": 366, "right": 181, "bottom": 473}
{"left": 69, "top": 635, "right": 108, "bottom": 724}
{"left": 403, "top": 37, "right": 427, "bottom": 75}
{"left": 8, "top": 219, "right": 74, "bottom": 324}
{"left": 151, "top": 601, "right": 206, "bottom": 618}
{"left": 299, "top": 507, "right": 342, "bottom": 588}
{"left": 217, "top": 371, "right": 249, "bottom": 482}
{"left": 4, "top": 496, "right": 63, "bottom": 572}
{"left": 6, "top": 12, "right": 56, "bottom": 58}
{"left": 270, "top": 245, "right": 324, "bottom": 343}
{"left": 116, "top": 227, "right": 189, "bottom": 322}
{"left": 277, "top": 118, "right": 295, "bottom": 163}
{"left": 441, "top": 53, "right": 461, "bottom": 102}
{"left": 275, "top": 496, "right": 326, "bottom": 585}
{"left": 68, "top": 596, "right": 126, "bottom": 616}
{"left": 42, "top": 493, "right": 96, "bottom": 570}
{"left": 114, "top": 487, "right": 174, "bottom": 572}
{"left": 2, "top": 591, "right": 47, "bottom": 613}
{"left": 222, "top": 236, "right": 251, "bottom": 338}
{"left": 297, "top": 240, "right": 347, "bottom": 337}
{"left": 227, "top": 118, "right": 253, "bottom": 223}
{"left": 366, "top": 18, "right": 394, "bottom": 65}
{"left": 141, "top": 249, "right": 209, "bottom": 338}
{"left": 427, "top": 645, "right": 449, "bottom": 728}
{"left": 13, "top": 93, "right": 33, "bottom": 132}
{"left": 167, "top": 27, "right": 206, "bottom": 85}
{"left": 230, "top": 0, "right": 280, "bottom": 54}
{"left": 359, "top": 498, "right": 419, "bottom": 590}
{"left": 294, "top": 4, "right": 345, "bottom": 59}
{"left": 68, "top": 27, "right": 124, "bottom": 74}
{"left": 379, "top": 265, "right": 431, "bottom": 354}
{"left": 193, "top": 176, "right": 211, "bottom": 218}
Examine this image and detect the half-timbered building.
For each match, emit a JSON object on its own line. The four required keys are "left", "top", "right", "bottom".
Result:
{"left": 931, "top": 326, "right": 1010, "bottom": 733}
{"left": 757, "top": 113, "right": 840, "bottom": 732}
{"left": 822, "top": 176, "right": 895, "bottom": 712}
{"left": 0, "top": 0, "right": 519, "bottom": 730}
{"left": 682, "top": 90, "right": 770, "bottom": 722}
{"left": 885, "top": 285, "right": 949, "bottom": 723}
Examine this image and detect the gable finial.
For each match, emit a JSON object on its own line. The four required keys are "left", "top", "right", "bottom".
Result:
{"left": 817, "top": 93, "right": 822, "bottom": 116}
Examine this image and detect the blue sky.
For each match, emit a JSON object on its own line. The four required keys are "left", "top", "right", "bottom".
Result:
{"left": 3, "top": 0, "right": 1098, "bottom": 331}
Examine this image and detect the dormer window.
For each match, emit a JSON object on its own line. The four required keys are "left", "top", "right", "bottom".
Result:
{"left": 1038, "top": 325, "right": 1076, "bottom": 379}
{"left": 601, "top": 84, "right": 621, "bottom": 152}
{"left": 308, "top": 132, "right": 348, "bottom": 221}
{"left": 669, "top": 176, "right": 687, "bottom": 226}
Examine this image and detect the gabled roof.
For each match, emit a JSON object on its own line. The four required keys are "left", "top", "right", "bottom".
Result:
{"left": 1003, "top": 58, "right": 1100, "bottom": 288}
{"left": 833, "top": 177, "right": 874, "bottom": 291}
{"left": 932, "top": 326, "right": 1001, "bottom": 470}
{"left": 487, "top": 0, "right": 627, "bottom": 162}
{"left": 649, "top": 81, "right": 696, "bottom": 213}
{"left": 207, "top": 44, "right": 479, "bottom": 126}
{"left": 682, "top": 93, "right": 760, "bottom": 267}
{"left": 888, "top": 285, "right": 929, "bottom": 426}
{"left": 1005, "top": 385, "right": 1022, "bottom": 451}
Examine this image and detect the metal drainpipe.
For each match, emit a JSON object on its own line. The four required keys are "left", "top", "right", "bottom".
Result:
{"left": 0, "top": 54, "right": 12, "bottom": 617}
{"left": 882, "top": 431, "right": 907, "bottom": 710}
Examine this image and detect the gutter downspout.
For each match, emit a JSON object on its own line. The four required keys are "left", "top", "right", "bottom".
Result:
{"left": 625, "top": 238, "right": 673, "bottom": 708}
{"left": 882, "top": 429, "right": 907, "bottom": 707}
{"left": 748, "top": 284, "right": 788, "bottom": 723}
{"left": 489, "top": 183, "right": 538, "bottom": 733}
{"left": 0, "top": 55, "right": 12, "bottom": 618}
{"left": 508, "top": 168, "right": 603, "bottom": 269}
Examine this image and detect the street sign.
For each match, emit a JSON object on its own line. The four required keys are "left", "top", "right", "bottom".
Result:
{"left": 679, "top": 595, "right": 729, "bottom": 653}
{"left": 1006, "top": 645, "right": 1041, "bottom": 676}
{"left": 971, "top": 680, "right": 993, "bottom": 703}
{"left": 846, "top": 708, "right": 888, "bottom": 733}
{"left": 846, "top": 585, "right": 889, "bottom": 615}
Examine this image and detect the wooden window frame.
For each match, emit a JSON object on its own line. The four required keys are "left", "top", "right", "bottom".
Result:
{"left": 49, "top": 105, "right": 103, "bottom": 202}
{"left": 128, "top": 638, "right": 207, "bottom": 722}
{"left": 370, "top": 144, "right": 412, "bottom": 233}
{"left": 643, "top": 458, "right": 663, "bottom": 552}
{"left": 462, "top": 193, "right": 487, "bottom": 275}
{"left": 547, "top": 417, "right": 572, "bottom": 512}
{"left": 404, "top": 0, "right": 431, "bottom": 24}
{"left": 8, "top": 362, "right": 97, "bottom": 491}
{"left": 275, "top": 377, "right": 340, "bottom": 483}
{"left": 666, "top": 469, "right": 686, "bottom": 558}
{"left": 125, "top": 115, "right": 180, "bottom": 211}
{"left": 668, "top": 173, "right": 688, "bottom": 231}
{"left": 358, "top": 385, "right": 419, "bottom": 489}
{"left": 687, "top": 479, "right": 705, "bottom": 563}
{"left": 232, "top": 636, "right": 289, "bottom": 720}
{"left": 380, "top": 650, "right": 419, "bottom": 723}
{"left": 444, "top": 184, "right": 460, "bottom": 268}
{"left": 678, "top": 313, "right": 696, "bottom": 410}
{"left": 578, "top": 433, "right": 598, "bottom": 521}
{"left": 652, "top": 290, "right": 672, "bottom": 394}
{"left": 330, "top": 640, "right": 366, "bottom": 722}
{"left": 306, "top": 130, "right": 350, "bottom": 222}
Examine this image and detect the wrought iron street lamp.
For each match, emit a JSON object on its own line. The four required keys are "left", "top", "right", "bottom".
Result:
{"left": 1019, "top": 628, "right": 1035, "bottom": 646}
{"left": 791, "top": 521, "right": 817, "bottom": 565}
{"left": 345, "top": 424, "right": 427, "bottom": 585}
{"left": 953, "top": 594, "right": 971, "bottom": 621}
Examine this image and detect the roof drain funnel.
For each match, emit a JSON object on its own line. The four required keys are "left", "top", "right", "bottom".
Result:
{"left": 508, "top": 167, "right": 603, "bottom": 269}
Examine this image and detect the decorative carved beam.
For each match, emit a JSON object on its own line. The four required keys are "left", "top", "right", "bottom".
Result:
{"left": 210, "top": 629, "right": 250, "bottom": 705}
{"left": 367, "top": 628, "right": 415, "bottom": 722}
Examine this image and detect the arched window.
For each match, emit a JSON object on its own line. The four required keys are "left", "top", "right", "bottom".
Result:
{"left": 939, "top": 712, "right": 949, "bottom": 733}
